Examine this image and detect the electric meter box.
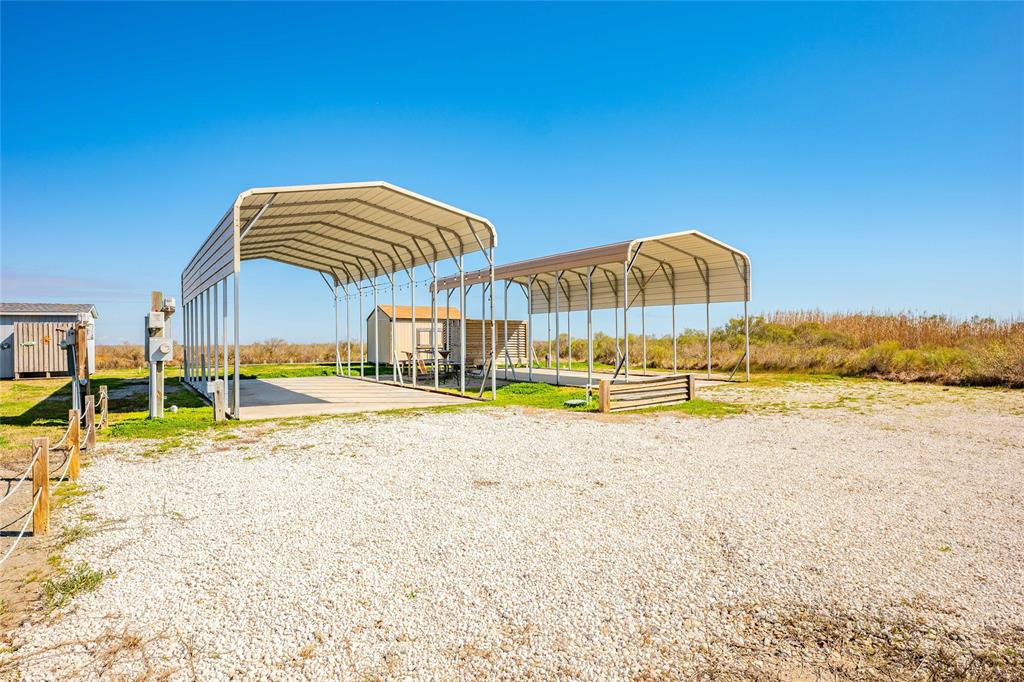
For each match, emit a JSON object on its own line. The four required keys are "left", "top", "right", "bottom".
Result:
{"left": 147, "top": 311, "right": 165, "bottom": 332}
{"left": 147, "top": 337, "right": 173, "bottom": 362}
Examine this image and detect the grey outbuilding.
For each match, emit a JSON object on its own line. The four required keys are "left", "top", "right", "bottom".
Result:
{"left": 0, "top": 302, "right": 98, "bottom": 379}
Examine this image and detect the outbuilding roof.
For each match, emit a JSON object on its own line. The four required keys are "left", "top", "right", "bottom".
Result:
{"left": 181, "top": 182, "right": 498, "bottom": 303}
{"left": 435, "top": 230, "right": 750, "bottom": 313}
{"left": 0, "top": 302, "right": 98, "bottom": 318}
{"left": 370, "top": 305, "right": 461, "bottom": 321}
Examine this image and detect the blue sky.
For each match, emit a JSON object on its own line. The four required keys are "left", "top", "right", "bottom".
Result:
{"left": 2, "top": 2, "right": 1021, "bottom": 344}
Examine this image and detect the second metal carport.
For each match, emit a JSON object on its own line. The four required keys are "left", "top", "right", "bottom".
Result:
{"left": 435, "top": 230, "right": 752, "bottom": 396}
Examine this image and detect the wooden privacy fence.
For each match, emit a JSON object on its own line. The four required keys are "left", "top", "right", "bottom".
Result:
{"left": 0, "top": 391, "right": 107, "bottom": 567}
{"left": 598, "top": 374, "right": 696, "bottom": 413}
{"left": 445, "top": 319, "right": 529, "bottom": 367}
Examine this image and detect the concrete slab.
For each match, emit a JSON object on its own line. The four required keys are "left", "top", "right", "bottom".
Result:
{"left": 237, "top": 376, "right": 473, "bottom": 419}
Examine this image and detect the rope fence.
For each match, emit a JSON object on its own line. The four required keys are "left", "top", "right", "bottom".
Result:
{"left": 0, "top": 489, "right": 42, "bottom": 567}
{"left": 0, "top": 391, "right": 107, "bottom": 568}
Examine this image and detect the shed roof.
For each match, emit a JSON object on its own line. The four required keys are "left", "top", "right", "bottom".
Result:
{"left": 370, "top": 305, "right": 461, "bottom": 321}
{"left": 0, "top": 302, "right": 98, "bottom": 318}
{"left": 181, "top": 182, "right": 497, "bottom": 303}
{"left": 435, "top": 230, "right": 750, "bottom": 313}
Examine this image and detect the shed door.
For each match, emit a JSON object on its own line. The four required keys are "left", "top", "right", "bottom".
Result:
{"left": 14, "top": 322, "right": 71, "bottom": 376}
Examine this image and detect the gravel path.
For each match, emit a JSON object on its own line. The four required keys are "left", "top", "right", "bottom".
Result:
{"left": 3, "top": 385, "right": 1022, "bottom": 680}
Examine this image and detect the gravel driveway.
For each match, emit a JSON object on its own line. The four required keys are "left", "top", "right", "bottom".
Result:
{"left": 3, "top": 383, "right": 1022, "bottom": 680}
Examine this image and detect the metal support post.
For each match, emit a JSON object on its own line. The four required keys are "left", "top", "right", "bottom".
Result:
{"left": 614, "top": 301, "right": 619, "bottom": 367}
{"left": 481, "top": 280, "right": 486, "bottom": 378}
{"left": 706, "top": 269, "right": 712, "bottom": 379}
{"left": 459, "top": 252, "right": 466, "bottom": 395}
{"left": 233, "top": 273, "right": 240, "bottom": 418}
{"left": 213, "top": 284, "right": 219, "bottom": 381}
{"left": 373, "top": 279, "right": 380, "bottom": 382}
{"left": 566, "top": 289, "right": 571, "bottom": 369}
{"left": 547, "top": 307, "right": 552, "bottom": 369}
{"left": 334, "top": 279, "right": 340, "bottom": 376}
{"left": 206, "top": 288, "right": 213, "bottom": 386}
{"left": 623, "top": 262, "right": 629, "bottom": 382}
{"left": 554, "top": 271, "right": 561, "bottom": 386}
{"left": 183, "top": 296, "right": 189, "bottom": 385}
{"left": 346, "top": 284, "right": 351, "bottom": 377}
{"left": 586, "top": 267, "right": 593, "bottom": 399}
{"left": 199, "top": 291, "right": 205, "bottom": 385}
{"left": 527, "top": 276, "right": 534, "bottom": 382}
{"left": 489, "top": 247, "right": 496, "bottom": 400}
{"left": 359, "top": 282, "right": 364, "bottom": 371}
{"left": 641, "top": 294, "right": 647, "bottom": 376}
{"left": 432, "top": 270, "right": 439, "bottom": 389}
{"left": 222, "top": 279, "right": 228, "bottom": 396}
{"left": 390, "top": 273, "right": 398, "bottom": 383}
{"left": 671, "top": 279, "right": 677, "bottom": 374}
{"left": 502, "top": 280, "right": 510, "bottom": 380}
{"left": 744, "top": 299, "right": 750, "bottom": 381}
{"left": 410, "top": 266, "right": 416, "bottom": 386}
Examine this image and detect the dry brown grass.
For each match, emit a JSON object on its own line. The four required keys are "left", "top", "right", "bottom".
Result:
{"left": 533, "top": 311, "right": 1023, "bottom": 387}
{"left": 96, "top": 339, "right": 363, "bottom": 370}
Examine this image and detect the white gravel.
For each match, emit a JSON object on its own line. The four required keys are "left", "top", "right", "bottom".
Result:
{"left": 3, "top": 388, "right": 1023, "bottom": 680}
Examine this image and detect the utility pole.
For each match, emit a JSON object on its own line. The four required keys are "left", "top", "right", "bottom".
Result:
{"left": 147, "top": 290, "right": 176, "bottom": 418}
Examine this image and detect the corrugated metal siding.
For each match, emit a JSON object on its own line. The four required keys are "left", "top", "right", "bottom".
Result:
{"left": 182, "top": 207, "right": 236, "bottom": 303}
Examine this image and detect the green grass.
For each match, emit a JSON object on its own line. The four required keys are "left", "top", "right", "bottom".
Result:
{"left": 41, "top": 562, "right": 109, "bottom": 610}
{"left": 236, "top": 362, "right": 393, "bottom": 379}
{"left": 633, "top": 397, "right": 745, "bottom": 417}
{"left": 0, "top": 373, "right": 251, "bottom": 462}
{"left": 485, "top": 381, "right": 743, "bottom": 417}
{"left": 51, "top": 480, "right": 95, "bottom": 509}
{"left": 492, "top": 382, "right": 594, "bottom": 411}
{"left": 58, "top": 522, "right": 94, "bottom": 548}
{"left": 2, "top": 365, "right": 754, "bottom": 464}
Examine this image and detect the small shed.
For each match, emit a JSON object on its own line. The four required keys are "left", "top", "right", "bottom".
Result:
{"left": 366, "top": 306, "right": 460, "bottom": 364}
{"left": 0, "top": 303, "right": 98, "bottom": 379}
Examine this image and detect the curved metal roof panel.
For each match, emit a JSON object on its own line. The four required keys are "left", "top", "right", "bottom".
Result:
{"left": 436, "top": 230, "right": 750, "bottom": 312}
{"left": 181, "top": 182, "right": 497, "bottom": 302}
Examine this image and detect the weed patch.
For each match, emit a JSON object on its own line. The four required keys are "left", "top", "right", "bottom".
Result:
{"left": 42, "top": 563, "right": 109, "bottom": 610}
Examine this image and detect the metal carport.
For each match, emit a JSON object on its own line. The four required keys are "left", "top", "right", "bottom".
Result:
{"left": 435, "top": 230, "right": 751, "bottom": 395}
{"left": 180, "top": 181, "right": 498, "bottom": 418}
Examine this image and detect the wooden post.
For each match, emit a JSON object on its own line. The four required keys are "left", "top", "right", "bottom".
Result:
{"left": 85, "top": 395, "right": 96, "bottom": 450}
{"left": 31, "top": 437, "right": 49, "bottom": 535}
{"left": 75, "top": 321, "right": 91, "bottom": 398}
{"left": 599, "top": 379, "right": 611, "bottom": 414}
{"left": 98, "top": 385, "right": 108, "bottom": 428}
{"left": 687, "top": 373, "right": 696, "bottom": 401}
{"left": 68, "top": 409, "right": 81, "bottom": 480}
{"left": 212, "top": 379, "right": 225, "bottom": 421}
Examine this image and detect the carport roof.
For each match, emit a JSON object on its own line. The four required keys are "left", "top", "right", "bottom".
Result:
{"left": 181, "top": 182, "right": 497, "bottom": 303}
{"left": 435, "top": 231, "right": 750, "bottom": 313}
